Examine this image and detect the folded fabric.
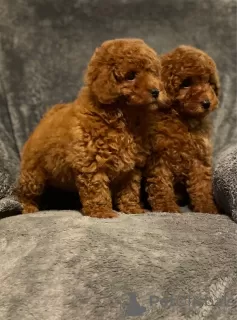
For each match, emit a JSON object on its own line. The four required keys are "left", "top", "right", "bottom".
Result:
{"left": 0, "top": 196, "right": 22, "bottom": 219}
{"left": 213, "top": 144, "right": 237, "bottom": 222}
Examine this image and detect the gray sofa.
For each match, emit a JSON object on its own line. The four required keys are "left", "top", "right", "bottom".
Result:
{"left": 0, "top": 0, "right": 237, "bottom": 319}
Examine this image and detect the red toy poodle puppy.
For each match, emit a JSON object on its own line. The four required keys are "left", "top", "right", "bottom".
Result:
{"left": 17, "top": 38, "right": 167, "bottom": 218}
{"left": 146, "top": 45, "right": 220, "bottom": 214}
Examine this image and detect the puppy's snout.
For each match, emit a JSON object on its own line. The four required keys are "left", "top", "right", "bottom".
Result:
{"left": 150, "top": 88, "right": 159, "bottom": 99}
{"left": 201, "top": 99, "right": 211, "bottom": 110}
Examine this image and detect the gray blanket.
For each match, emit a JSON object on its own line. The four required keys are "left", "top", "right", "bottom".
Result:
{"left": 0, "top": 0, "right": 237, "bottom": 319}
{"left": 214, "top": 145, "right": 237, "bottom": 223}
{"left": 0, "top": 0, "right": 236, "bottom": 220}
{"left": 0, "top": 211, "right": 237, "bottom": 320}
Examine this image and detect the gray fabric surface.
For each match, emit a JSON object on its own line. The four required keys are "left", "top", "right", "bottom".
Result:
{"left": 0, "top": 0, "right": 236, "bottom": 205}
{"left": 214, "top": 145, "right": 237, "bottom": 223}
{"left": 0, "top": 211, "right": 237, "bottom": 320}
{"left": 0, "top": 0, "right": 237, "bottom": 319}
{"left": 0, "top": 78, "right": 20, "bottom": 200}
{"left": 0, "top": 196, "right": 22, "bottom": 219}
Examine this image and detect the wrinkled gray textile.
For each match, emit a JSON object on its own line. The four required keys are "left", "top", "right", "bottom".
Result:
{"left": 0, "top": 1, "right": 237, "bottom": 319}
{"left": 0, "top": 211, "right": 237, "bottom": 320}
{"left": 0, "top": 197, "right": 22, "bottom": 219}
{"left": 214, "top": 145, "right": 237, "bottom": 223}
{"left": 0, "top": 80, "right": 19, "bottom": 200}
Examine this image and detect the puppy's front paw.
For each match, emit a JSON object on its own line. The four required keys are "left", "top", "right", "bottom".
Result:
{"left": 194, "top": 201, "right": 219, "bottom": 214}
{"left": 121, "top": 206, "right": 148, "bottom": 214}
{"left": 22, "top": 203, "right": 39, "bottom": 214}
{"left": 83, "top": 209, "right": 119, "bottom": 219}
{"left": 152, "top": 202, "right": 181, "bottom": 213}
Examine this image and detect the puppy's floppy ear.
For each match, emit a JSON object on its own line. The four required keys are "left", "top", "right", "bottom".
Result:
{"left": 210, "top": 71, "right": 220, "bottom": 97}
{"left": 85, "top": 53, "right": 119, "bottom": 104}
{"left": 160, "top": 55, "right": 177, "bottom": 99}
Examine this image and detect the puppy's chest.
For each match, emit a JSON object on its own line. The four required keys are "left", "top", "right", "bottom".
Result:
{"left": 172, "top": 132, "right": 209, "bottom": 160}
{"left": 94, "top": 126, "right": 147, "bottom": 174}
{"left": 154, "top": 121, "right": 210, "bottom": 171}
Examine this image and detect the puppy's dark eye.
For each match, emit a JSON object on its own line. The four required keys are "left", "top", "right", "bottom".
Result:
{"left": 125, "top": 71, "right": 136, "bottom": 81}
{"left": 181, "top": 77, "right": 192, "bottom": 88}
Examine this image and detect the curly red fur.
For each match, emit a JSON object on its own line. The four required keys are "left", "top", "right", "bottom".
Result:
{"left": 146, "top": 45, "right": 220, "bottom": 214}
{"left": 17, "top": 38, "right": 167, "bottom": 218}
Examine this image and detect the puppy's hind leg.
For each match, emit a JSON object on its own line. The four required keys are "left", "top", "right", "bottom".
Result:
{"left": 16, "top": 167, "right": 46, "bottom": 214}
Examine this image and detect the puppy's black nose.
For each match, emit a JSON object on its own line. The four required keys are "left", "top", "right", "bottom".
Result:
{"left": 202, "top": 100, "right": 211, "bottom": 109}
{"left": 150, "top": 88, "right": 159, "bottom": 99}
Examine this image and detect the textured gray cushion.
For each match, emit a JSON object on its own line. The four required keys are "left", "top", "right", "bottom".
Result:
{"left": 214, "top": 144, "right": 237, "bottom": 222}
{"left": 0, "top": 211, "right": 237, "bottom": 320}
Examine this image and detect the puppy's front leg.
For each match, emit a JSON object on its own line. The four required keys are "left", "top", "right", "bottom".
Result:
{"left": 115, "top": 169, "right": 147, "bottom": 214}
{"left": 146, "top": 163, "right": 181, "bottom": 213}
{"left": 187, "top": 160, "right": 218, "bottom": 214}
{"left": 76, "top": 172, "right": 118, "bottom": 218}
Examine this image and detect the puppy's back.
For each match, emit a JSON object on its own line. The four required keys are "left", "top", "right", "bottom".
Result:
{"left": 21, "top": 102, "right": 75, "bottom": 163}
